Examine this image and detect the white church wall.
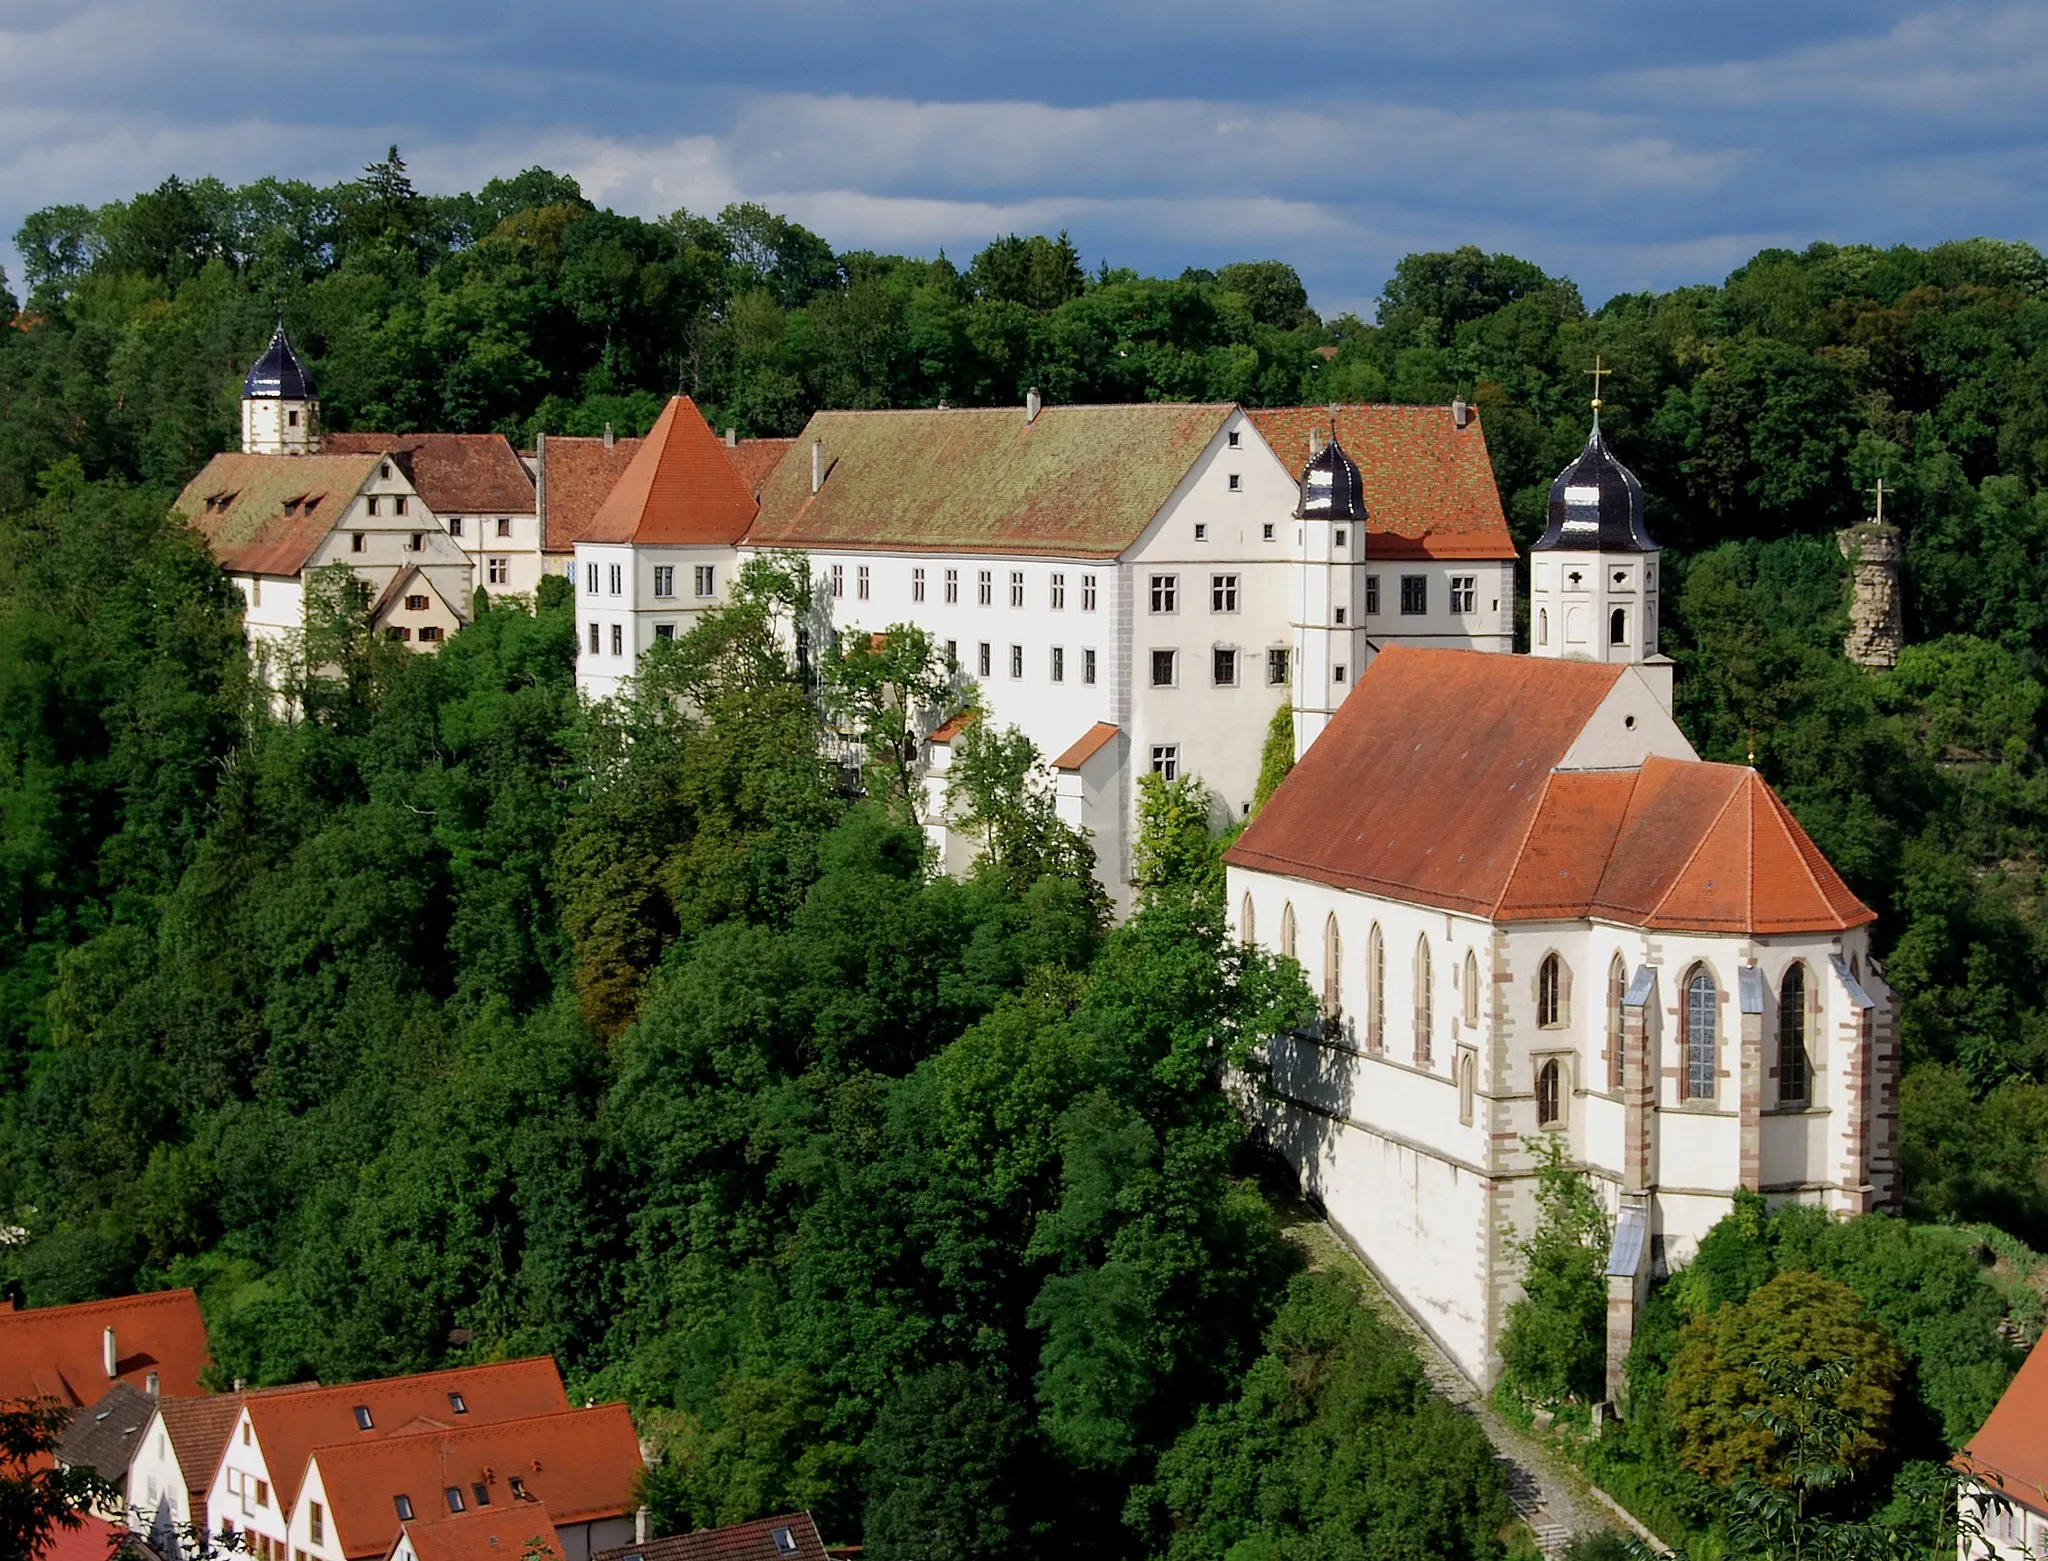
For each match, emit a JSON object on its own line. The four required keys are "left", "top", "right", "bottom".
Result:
{"left": 1556, "top": 672, "right": 1696, "bottom": 768}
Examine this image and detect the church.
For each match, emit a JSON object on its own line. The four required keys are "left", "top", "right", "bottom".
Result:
{"left": 1223, "top": 419, "right": 1900, "bottom": 1394}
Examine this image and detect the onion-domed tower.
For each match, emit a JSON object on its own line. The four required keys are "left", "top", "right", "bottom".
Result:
{"left": 240, "top": 325, "right": 320, "bottom": 454}
{"left": 1291, "top": 426, "right": 1369, "bottom": 760}
{"left": 1529, "top": 411, "right": 1657, "bottom": 662}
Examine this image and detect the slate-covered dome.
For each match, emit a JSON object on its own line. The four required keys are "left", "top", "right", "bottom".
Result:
{"left": 1294, "top": 431, "right": 1367, "bottom": 522}
{"left": 1533, "top": 424, "right": 1654, "bottom": 553}
{"left": 243, "top": 326, "right": 317, "bottom": 400}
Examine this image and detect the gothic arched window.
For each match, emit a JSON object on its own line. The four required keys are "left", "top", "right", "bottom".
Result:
{"left": 1366, "top": 924, "right": 1385, "bottom": 1050}
{"left": 1609, "top": 607, "right": 1628, "bottom": 646}
{"left": 1537, "top": 953, "right": 1566, "bottom": 1028}
{"left": 1684, "top": 967, "right": 1719, "bottom": 1100}
{"left": 1323, "top": 914, "right": 1342, "bottom": 1014}
{"left": 1280, "top": 902, "right": 1296, "bottom": 961}
{"left": 1607, "top": 954, "right": 1627, "bottom": 1090}
{"left": 1240, "top": 894, "right": 1255, "bottom": 949}
{"left": 1463, "top": 950, "right": 1480, "bottom": 1028}
{"left": 1779, "top": 963, "right": 1810, "bottom": 1106}
{"left": 1537, "top": 1058, "right": 1563, "bottom": 1127}
{"left": 1414, "top": 935, "right": 1434, "bottom": 1064}
{"left": 1538, "top": 608, "right": 1549, "bottom": 647}
{"left": 1458, "top": 1051, "right": 1476, "bottom": 1125}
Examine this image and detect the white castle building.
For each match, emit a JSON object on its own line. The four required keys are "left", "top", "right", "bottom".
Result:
{"left": 1224, "top": 421, "right": 1900, "bottom": 1393}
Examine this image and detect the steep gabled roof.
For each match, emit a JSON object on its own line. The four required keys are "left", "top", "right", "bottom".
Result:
{"left": 582, "top": 397, "right": 758, "bottom": 547}
{"left": 541, "top": 436, "right": 644, "bottom": 553}
{"left": 1245, "top": 406, "right": 1514, "bottom": 560}
{"left": 158, "top": 1384, "right": 321, "bottom": 1510}
{"left": 310, "top": 1404, "right": 642, "bottom": 1560}
{"left": 392, "top": 1502, "right": 561, "bottom": 1561}
{"left": 1225, "top": 647, "right": 1874, "bottom": 934}
{"left": 323, "top": 434, "right": 533, "bottom": 516}
{"left": 242, "top": 1358, "right": 569, "bottom": 1517}
{"left": 175, "top": 453, "right": 383, "bottom": 576}
{"left": 592, "top": 1512, "right": 828, "bottom": 1561}
{"left": 0, "top": 1290, "right": 210, "bottom": 1406}
{"left": 747, "top": 403, "right": 1234, "bottom": 559}
{"left": 1052, "top": 723, "right": 1120, "bottom": 771}
{"left": 723, "top": 438, "right": 796, "bottom": 500}
{"left": 58, "top": 1382, "right": 158, "bottom": 1481}
{"left": 1958, "top": 1336, "right": 2048, "bottom": 1516}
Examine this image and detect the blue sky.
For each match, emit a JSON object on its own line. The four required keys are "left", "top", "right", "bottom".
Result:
{"left": 3, "top": 0, "right": 2045, "bottom": 315}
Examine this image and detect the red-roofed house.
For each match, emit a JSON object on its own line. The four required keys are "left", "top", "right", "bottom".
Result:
{"left": 206, "top": 1358, "right": 571, "bottom": 1561}
{"left": 1958, "top": 1340, "right": 2048, "bottom": 1559}
{"left": 1224, "top": 644, "right": 1899, "bottom": 1394}
{"left": 387, "top": 1500, "right": 564, "bottom": 1561}
{"left": 323, "top": 434, "right": 539, "bottom": 600}
{"left": 289, "top": 1405, "right": 643, "bottom": 1561}
{"left": 0, "top": 1289, "right": 209, "bottom": 1407}
{"left": 592, "top": 1511, "right": 827, "bottom": 1561}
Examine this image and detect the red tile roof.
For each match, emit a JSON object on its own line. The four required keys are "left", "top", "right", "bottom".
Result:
{"left": 0, "top": 1290, "right": 210, "bottom": 1406}
{"left": 1958, "top": 1340, "right": 2048, "bottom": 1516}
{"left": 540, "top": 436, "right": 643, "bottom": 553}
{"left": 1245, "top": 406, "right": 1514, "bottom": 560}
{"left": 393, "top": 1502, "right": 561, "bottom": 1561}
{"left": 593, "top": 1513, "right": 827, "bottom": 1561}
{"left": 582, "top": 398, "right": 758, "bottom": 548}
{"left": 242, "top": 1358, "right": 570, "bottom": 1518}
{"left": 1052, "top": 723, "right": 1120, "bottom": 771}
{"left": 159, "top": 1385, "right": 321, "bottom": 1518}
{"left": 310, "top": 1405, "right": 642, "bottom": 1560}
{"left": 723, "top": 438, "right": 796, "bottom": 500}
{"left": 926, "top": 712, "right": 975, "bottom": 745}
{"left": 38, "top": 1510, "right": 123, "bottom": 1561}
{"left": 1225, "top": 647, "right": 1873, "bottom": 933}
{"left": 322, "top": 434, "right": 533, "bottom": 517}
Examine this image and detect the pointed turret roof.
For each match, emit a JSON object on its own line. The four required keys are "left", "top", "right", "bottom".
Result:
{"left": 581, "top": 396, "right": 758, "bottom": 546}
{"left": 1533, "top": 423, "right": 1655, "bottom": 553}
{"left": 244, "top": 325, "right": 317, "bottom": 400}
{"left": 1293, "top": 425, "right": 1367, "bottom": 522}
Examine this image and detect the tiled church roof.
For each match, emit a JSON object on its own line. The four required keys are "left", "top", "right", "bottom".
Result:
{"left": 1246, "top": 405, "right": 1514, "bottom": 560}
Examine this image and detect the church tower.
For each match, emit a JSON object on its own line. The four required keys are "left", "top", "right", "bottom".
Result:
{"left": 1290, "top": 426, "right": 1369, "bottom": 761}
{"left": 1529, "top": 408, "right": 1658, "bottom": 663}
{"left": 240, "top": 325, "right": 320, "bottom": 454}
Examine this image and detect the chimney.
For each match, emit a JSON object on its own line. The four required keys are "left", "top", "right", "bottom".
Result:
{"left": 634, "top": 1509, "right": 652, "bottom": 1544}
{"left": 1025, "top": 387, "right": 1042, "bottom": 424}
{"left": 103, "top": 1326, "right": 118, "bottom": 1379}
{"left": 603, "top": 421, "right": 615, "bottom": 451}
{"left": 724, "top": 427, "right": 737, "bottom": 447}
{"left": 1452, "top": 397, "right": 1471, "bottom": 429}
{"left": 811, "top": 440, "right": 824, "bottom": 494}
{"left": 146, "top": 1371, "right": 160, "bottom": 1396}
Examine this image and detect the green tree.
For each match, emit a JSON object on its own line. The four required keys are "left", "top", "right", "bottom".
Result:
{"left": 0, "top": 1397, "right": 113, "bottom": 1561}
{"left": 1496, "top": 1137, "right": 1611, "bottom": 1406}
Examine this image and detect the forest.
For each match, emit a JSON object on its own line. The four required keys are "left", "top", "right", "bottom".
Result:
{"left": 6, "top": 149, "right": 2048, "bottom": 1556}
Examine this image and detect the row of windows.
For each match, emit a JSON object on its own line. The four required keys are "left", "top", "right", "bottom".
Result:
{"left": 363, "top": 494, "right": 410, "bottom": 518}
{"left": 1535, "top": 606, "right": 1635, "bottom": 648}
{"left": 836, "top": 564, "right": 1104, "bottom": 610}
{"left": 382, "top": 625, "right": 444, "bottom": 643}
{"left": 954, "top": 642, "right": 1293, "bottom": 689}
{"left": 446, "top": 516, "right": 516, "bottom": 539}
{"left": 582, "top": 562, "right": 717, "bottom": 599}
{"left": 1252, "top": 901, "right": 1823, "bottom": 1112}
{"left": 346, "top": 532, "right": 430, "bottom": 554}
{"left": 585, "top": 621, "right": 686, "bottom": 655}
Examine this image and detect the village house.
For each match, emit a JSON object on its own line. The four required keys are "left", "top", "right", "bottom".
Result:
{"left": 1222, "top": 420, "right": 1900, "bottom": 1392}
{"left": 322, "top": 433, "right": 540, "bottom": 600}
{"left": 1958, "top": 1337, "right": 2048, "bottom": 1560}
{"left": 386, "top": 1500, "right": 565, "bottom": 1561}
{"left": 0, "top": 1288, "right": 210, "bottom": 1407}
{"left": 592, "top": 1510, "right": 828, "bottom": 1561}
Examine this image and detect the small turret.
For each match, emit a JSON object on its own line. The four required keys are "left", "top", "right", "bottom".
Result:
{"left": 1290, "top": 425, "right": 1368, "bottom": 761}
{"left": 1530, "top": 409, "right": 1660, "bottom": 665}
{"left": 240, "top": 325, "right": 320, "bottom": 454}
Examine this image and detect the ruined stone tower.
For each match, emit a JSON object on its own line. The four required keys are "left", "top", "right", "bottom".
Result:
{"left": 1838, "top": 522, "right": 1902, "bottom": 669}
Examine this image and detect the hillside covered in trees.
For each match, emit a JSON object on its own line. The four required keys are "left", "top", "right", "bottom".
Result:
{"left": 6, "top": 151, "right": 2048, "bottom": 1554}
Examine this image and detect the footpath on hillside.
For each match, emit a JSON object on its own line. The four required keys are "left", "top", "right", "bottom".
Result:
{"left": 1266, "top": 1185, "right": 1665, "bottom": 1559}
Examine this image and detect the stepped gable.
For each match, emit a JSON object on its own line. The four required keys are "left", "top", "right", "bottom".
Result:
{"left": 311, "top": 1404, "right": 642, "bottom": 1559}
{"left": 323, "top": 433, "right": 533, "bottom": 516}
{"left": 0, "top": 1289, "right": 210, "bottom": 1405}
{"left": 1957, "top": 1338, "right": 2048, "bottom": 1522}
{"left": 1226, "top": 647, "right": 1873, "bottom": 934}
{"left": 240, "top": 1357, "right": 569, "bottom": 1517}
{"left": 175, "top": 453, "right": 382, "bottom": 574}
{"left": 1245, "top": 405, "right": 1513, "bottom": 560}
{"left": 723, "top": 437, "right": 796, "bottom": 500}
{"left": 592, "top": 1512, "right": 828, "bottom": 1561}
{"left": 581, "top": 397, "right": 757, "bottom": 547}
{"left": 541, "top": 435, "right": 643, "bottom": 552}
{"left": 747, "top": 403, "right": 1233, "bottom": 559}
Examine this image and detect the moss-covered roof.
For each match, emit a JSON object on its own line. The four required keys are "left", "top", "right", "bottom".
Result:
{"left": 174, "top": 452, "right": 383, "bottom": 575}
{"left": 748, "top": 403, "right": 1233, "bottom": 558}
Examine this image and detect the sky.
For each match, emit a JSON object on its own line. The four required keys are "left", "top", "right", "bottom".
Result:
{"left": 3, "top": 0, "right": 2045, "bottom": 316}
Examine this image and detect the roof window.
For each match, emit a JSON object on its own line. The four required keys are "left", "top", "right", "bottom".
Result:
{"left": 471, "top": 1483, "right": 490, "bottom": 1507}
{"left": 446, "top": 1487, "right": 466, "bottom": 1514}
{"left": 448, "top": 1392, "right": 468, "bottom": 1414}
{"left": 353, "top": 1405, "right": 374, "bottom": 1430}
{"left": 771, "top": 1530, "right": 798, "bottom": 1556}
{"left": 394, "top": 1495, "right": 414, "bottom": 1521}
{"left": 508, "top": 1476, "right": 529, "bottom": 1500}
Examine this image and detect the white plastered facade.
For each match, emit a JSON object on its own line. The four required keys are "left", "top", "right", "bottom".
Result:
{"left": 444, "top": 509, "right": 544, "bottom": 600}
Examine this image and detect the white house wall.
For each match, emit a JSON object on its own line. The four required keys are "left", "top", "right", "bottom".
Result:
{"left": 207, "top": 1408, "right": 287, "bottom": 1555}
{"left": 573, "top": 541, "right": 738, "bottom": 701}
{"left": 125, "top": 1410, "right": 192, "bottom": 1552}
{"left": 444, "top": 511, "right": 544, "bottom": 599}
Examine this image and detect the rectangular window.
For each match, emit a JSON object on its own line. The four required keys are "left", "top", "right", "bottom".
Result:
{"left": 310, "top": 1506, "right": 324, "bottom": 1545}
{"left": 1262, "top": 522, "right": 1275, "bottom": 541}
{"left": 394, "top": 1496, "right": 413, "bottom": 1523}
{"left": 448, "top": 516, "right": 464, "bottom": 537}
{"left": 495, "top": 517, "right": 511, "bottom": 538}
{"left": 1227, "top": 430, "right": 1240, "bottom": 448}
{"left": 418, "top": 625, "right": 442, "bottom": 643}
{"left": 694, "top": 565, "right": 715, "bottom": 597}
{"left": 1149, "top": 574, "right": 1178, "bottom": 614}
{"left": 1226, "top": 474, "right": 1240, "bottom": 492}
{"left": 609, "top": 563, "right": 623, "bottom": 596}
{"left": 857, "top": 564, "right": 871, "bottom": 601}
{"left": 1009, "top": 644, "right": 1023, "bottom": 678}
{"left": 403, "top": 593, "right": 429, "bottom": 611}
{"left": 1082, "top": 574, "right": 1098, "bottom": 611}
{"left": 1010, "top": 570, "right": 1024, "bottom": 607}
{"left": 1267, "top": 647, "right": 1290, "bottom": 685}
{"left": 913, "top": 567, "right": 926, "bottom": 603}
{"left": 1050, "top": 572, "right": 1065, "bottom": 609}
{"left": 1194, "top": 522, "right": 1208, "bottom": 540}
{"left": 1151, "top": 648, "right": 1177, "bottom": 686}
{"left": 407, "top": 533, "right": 423, "bottom": 552}
{"left": 446, "top": 1488, "right": 465, "bottom": 1514}
{"left": 831, "top": 563, "right": 844, "bottom": 598}
{"left": 351, "top": 533, "right": 365, "bottom": 554}
{"left": 487, "top": 557, "right": 509, "bottom": 586}
{"left": 945, "top": 568, "right": 960, "bottom": 604}
{"left": 945, "top": 638, "right": 957, "bottom": 664}
{"left": 977, "top": 642, "right": 991, "bottom": 677}
{"left": 1334, "top": 526, "right": 1346, "bottom": 548}
{"left": 1450, "top": 575, "right": 1476, "bottom": 614}
{"left": 1334, "top": 663, "right": 1347, "bottom": 683}
{"left": 1210, "top": 573, "right": 1239, "bottom": 612}
{"left": 587, "top": 622, "right": 599, "bottom": 654}
{"left": 384, "top": 625, "right": 410, "bottom": 642}
{"left": 366, "top": 496, "right": 380, "bottom": 517}
{"left": 1151, "top": 745, "right": 1180, "bottom": 781}
{"left": 251, "top": 578, "right": 262, "bottom": 608}
{"left": 394, "top": 496, "right": 409, "bottom": 517}
{"left": 470, "top": 1483, "right": 490, "bottom": 1509}
{"left": 1213, "top": 647, "right": 1238, "bottom": 686}
{"left": 978, "top": 569, "right": 993, "bottom": 606}
{"left": 1051, "top": 646, "right": 1065, "bottom": 682}
{"left": 610, "top": 623, "right": 623, "bottom": 655}
{"left": 256, "top": 1482, "right": 269, "bottom": 1509}
{"left": 585, "top": 563, "right": 598, "bottom": 595}
{"left": 654, "top": 623, "right": 675, "bottom": 641}
{"left": 1400, "top": 575, "right": 1427, "bottom": 615}
{"left": 353, "top": 1406, "right": 374, "bottom": 1431}
{"left": 653, "top": 565, "right": 675, "bottom": 598}
{"left": 1366, "top": 575, "right": 1381, "bottom": 615}
{"left": 1083, "top": 648, "right": 1098, "bottom": 685}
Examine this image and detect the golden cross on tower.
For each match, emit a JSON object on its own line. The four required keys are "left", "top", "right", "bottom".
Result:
{"left": 1865, "top": 476, "right": 1889, "bottom": 525}
{"left": 1587, "top": 355, "right": 1612, "bottom": 416}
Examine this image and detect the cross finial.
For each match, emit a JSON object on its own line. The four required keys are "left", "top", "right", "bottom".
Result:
{"left": 1865, "top": 476, "right": 1888, "bottom": 525}
{"left": 1587, "top": 355, "right": 1612, "bottom": 425}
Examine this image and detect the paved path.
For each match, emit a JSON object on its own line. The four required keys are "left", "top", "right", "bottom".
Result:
{"left": 1271, "top": 1194, "right": 1655, "bottom": 1559}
